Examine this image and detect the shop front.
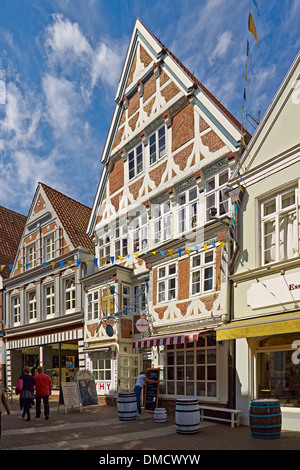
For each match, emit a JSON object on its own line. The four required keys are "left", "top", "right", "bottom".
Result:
{"left": 133, "top": 328, "right": 229, "bottom": 409}
{"left": 217, "top": 313, "right": 300, "bottom": 430}
{"left": 6, "top": 328, "right": 84, "bottom": 392}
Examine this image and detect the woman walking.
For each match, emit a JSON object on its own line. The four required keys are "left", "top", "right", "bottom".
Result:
{"left": 18, "top": 366, "right": 35, "bottom": 421}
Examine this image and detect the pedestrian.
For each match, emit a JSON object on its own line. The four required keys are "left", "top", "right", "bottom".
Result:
{"left": 34, "top": 366, "right": 52, "bottom": 420}
{"left": 134, "top": 370, "right": 159, "bottom": 415}
{"left": 0, "top": 382, "right": 11, "bottom": 438}
{"left": 18, "top": 366, "right": 35, "bottom": 421}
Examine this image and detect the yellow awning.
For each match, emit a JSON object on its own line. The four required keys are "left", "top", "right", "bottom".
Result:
{"left": 216, "top": 313, "right": 300, "bottom": 341}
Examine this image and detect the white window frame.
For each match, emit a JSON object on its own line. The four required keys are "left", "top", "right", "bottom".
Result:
{"left": 65, "top": 278, "right": 76, "bottom": 313}
{"left": 157, "top": 262, "right": 177, "bottom": 304}
{"left": 261, "top": 187, "right": 298, "bottom": 265}
{"left": 46, "top": 284, "right": 55, "bottom": 317}
{"left": 28, "top": 291, "right": 37, "bottom": 323}
{"left": 134, "top": 283, "right": 146, "bottom": 314}
{"left": 99, "top": 233, "right": 111, "bottom": 265}
{"left": 87, "top": 290, "right": 99, "bottom": 321}
{"left": 44, "top": 234, "right": 55, "bottom": 262}
{"left": 152, "top": 200, "right": 171, "bottom": 245}
{"left": 177, "top": 186, "right": 199, "bottom": 234}
{"left": 205, "top": 168, "right": 230, "bottom": 222}
{"left": 149, "top": 124, "right": 166, "bottom": 165}
{"left": 12, "top": 295, "right": 21, "bottom": 325}
{"left": 114, "top": 219, "right": 128, "bottom": 259}
{"left": 131, "top": 212, "right": 148, "bottom": 253}
{"left": 92, "top": 351, "right": 112, "bottom": 383}
{"left": 26, "top": 243, "right": 37, "bottom": 268}
{"left": 101, "top": 285, "right": 114, "bottom": 317}
{"left": 128, "top": 143, "right": 143, "bottom": 180}
{"left": 190, "top": 249, "right": 215, "bottom": 296}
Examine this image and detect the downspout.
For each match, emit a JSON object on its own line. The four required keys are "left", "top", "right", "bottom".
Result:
{"left": 227, "top": 186, "right": 244, "bottom": 409}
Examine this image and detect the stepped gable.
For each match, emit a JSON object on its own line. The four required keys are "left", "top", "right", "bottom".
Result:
{"left": 0, "top": 206, "right": 26, "bottom": 279}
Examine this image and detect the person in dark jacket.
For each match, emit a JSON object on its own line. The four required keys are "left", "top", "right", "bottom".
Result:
{"left": 18, "top": 366, "right": 35, "bottom": 421}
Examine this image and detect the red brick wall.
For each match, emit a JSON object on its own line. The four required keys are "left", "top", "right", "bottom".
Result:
{"left": 109, "top": 158, "right": 124, "bottom": 196}
{"left": 172, "top": 104, "right": 194, "bottom": 152}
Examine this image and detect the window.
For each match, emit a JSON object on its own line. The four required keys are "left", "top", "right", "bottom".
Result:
{"left": 191, "top": 250, "right": 215, "bottom": 295}
{"left": 152, "top": 200, "right": 171, "bottom": 245}
{"left": 101, "top": 286, "right": 114, "bottom": 316}
{"left": 45, "top": 234, "right": 55, "bottom": 261}
{"left": 205, "top": 169, "right": 229, "bottom": 221}
{"left": 87, "top": 291, "right": 99, "bottom": 321}
{"left": 131, "top": 213, "right": 148, "bottom": 252}
{"left": 99, "top": 234, "right": 111, "bottom": 265}
{"left": 119, "top": 355, "right": 139, "bottom": 391}
{"left": 122, "top": 285, "right": 131, "bottom": 309}
{"left": 128, "top": 143, "right": 143, "bottom": 180}
{"left": 92, "top": 351, "right": 112, "bottom": 382}
{"left": 28, "top": 292, "right": 37, "bottom": 322}
{"left": 157, "top": 263, "right": 177, "bottom": 303}
{"left": 134, "top": 283, "right": 146, "bottom": 313}
{"left": 114, "top": 219, "right": 128, "bottom": 259}
{"left": 46, "top": 285, "right": 55, "bottom": 317}
{"left": 13, "top": 296, "right": 20, "bottom": 325}
{"left": 159, "top": 334, "right": 217, "bottom": 399}
{"left": 177, "top": 186, "right": 199, "bottom": 233}
{"left": 149, "top": 125, "right": 166, "bottom": 165}
{"left": 27, "top": 243, "right": 37, "bottom": 268}
{"left": 261, "top": 188, "right": 298, "bottom": 265}
{"left": 65, "top": 279, "right": 75, "bottom": 312}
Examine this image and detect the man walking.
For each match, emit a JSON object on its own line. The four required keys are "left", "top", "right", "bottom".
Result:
{"left": 34, "top": 366, "right": 52, "bottom": 420}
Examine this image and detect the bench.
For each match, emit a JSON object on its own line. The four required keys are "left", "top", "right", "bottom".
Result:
{"left": 199, "top": 405, "right": 242, "bottom": 427}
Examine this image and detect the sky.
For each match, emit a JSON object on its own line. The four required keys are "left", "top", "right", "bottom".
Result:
{"left": 0, "top": 0, "right": 299, "bottom": 217}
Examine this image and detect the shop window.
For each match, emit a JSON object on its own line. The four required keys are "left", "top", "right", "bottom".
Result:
{"left": 119, "top": 355, "right": 139, "bottom": 391}
{"left": 257, "top": 334, "right": 300, "bottom": 407}
{"left": 159, "top": 334, "right": 217, "bottom": 399}
{"left": 261, "top": 188, "right": 298, "bottom": 265}
{"left": 92, "top": 351, "right": 112, "bottom": 382}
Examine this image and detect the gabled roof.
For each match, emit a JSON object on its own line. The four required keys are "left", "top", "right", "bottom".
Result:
{"left": 0, "top": 206, "right": 26, "bottom": 279}
{"left": 40, "top": 182, "right": 93, "bottom": 254}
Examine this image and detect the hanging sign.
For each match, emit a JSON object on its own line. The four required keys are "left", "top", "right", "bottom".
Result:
{"left": 136, "top": 318, "right": 149, "bottom": 333}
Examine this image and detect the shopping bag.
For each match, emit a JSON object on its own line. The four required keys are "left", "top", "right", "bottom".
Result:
{"left": 15, "top": 378, "right": 23, "bottom": 395}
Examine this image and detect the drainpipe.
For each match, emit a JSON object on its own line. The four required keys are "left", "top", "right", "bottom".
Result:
{"left": 227, "top": 186, "right": 244, "bottom": 409}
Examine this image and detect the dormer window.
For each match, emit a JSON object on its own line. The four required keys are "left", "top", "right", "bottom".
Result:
{"left": 128, "top": 143, "right": 143, "bottom": 180}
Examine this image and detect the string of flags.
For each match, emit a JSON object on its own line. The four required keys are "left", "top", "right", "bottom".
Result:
{"left": 241, "top": 0, "right": 260, "bottom": 172}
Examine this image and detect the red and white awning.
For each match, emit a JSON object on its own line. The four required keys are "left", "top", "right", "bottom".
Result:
{"left": 132, "top": 329, "right": 210, "bottom": 349}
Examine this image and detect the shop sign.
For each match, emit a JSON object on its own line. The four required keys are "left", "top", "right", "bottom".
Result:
{"left": 247, "top": 272, "right": 300, "bottom": 309}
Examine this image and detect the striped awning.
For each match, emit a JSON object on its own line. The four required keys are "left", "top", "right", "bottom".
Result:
{"left": 132, "top": 329, "right": 210, "bottom": 349}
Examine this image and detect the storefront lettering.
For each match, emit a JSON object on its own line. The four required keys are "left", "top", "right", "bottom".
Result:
{"left": 289, "top": 284, "right": 300, "bottom": 290}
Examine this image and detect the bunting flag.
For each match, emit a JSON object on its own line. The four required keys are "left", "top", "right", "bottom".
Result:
{"left": 168, "top": 249, "right": 173, "bottom": 259}
{"left": 177, "top": 248, "right": 182, "bottom": 257}
{"left": 0, "top": 265, "right": 5, "bottom": 271}
{"left": 248, "top": 11, "right": 260, "bottom": 48}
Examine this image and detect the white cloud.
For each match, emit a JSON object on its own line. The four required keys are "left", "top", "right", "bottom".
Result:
{"left": 210, "top": 30, "right": 233, "bottom": 64}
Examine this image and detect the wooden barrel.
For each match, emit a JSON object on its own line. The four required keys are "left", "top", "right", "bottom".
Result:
{"left": 117, "top": 392, "right": 137, "bottom": 421}
{"left": 249, "top": 399, "right": 282, "bottom": 439}
{"left": 175, "top": 398, "right": 200, "bottom": 434}
{"left": 154, "top": 408, "right": 167, "bottom": 423}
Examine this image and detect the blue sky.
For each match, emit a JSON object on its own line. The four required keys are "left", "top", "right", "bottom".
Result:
{"left": 0, "top": 0, "right": 299, "bottom": 216}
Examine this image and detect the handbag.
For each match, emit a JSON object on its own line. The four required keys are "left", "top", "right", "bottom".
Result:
{"left": 15, "top": 378, "right": 23, "bottom": 395}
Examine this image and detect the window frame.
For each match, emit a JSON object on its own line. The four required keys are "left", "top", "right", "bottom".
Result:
{"left": 44, "top": 233, "right": 55, "bottom": 262}
{"left": 87, "top": 290, "right": 99, "bottom": 321}
{"left": 260, "top": 187, "right": 298, "bottom": 266}
{"left": 128, "top": 143, "right": 143, "bottom": 180}
{"left": 28, "top": 290, "right": 37, "bottom": 323}
{"left": 205, "top": 168, "right": 230, "bottom": 222}
{"left": 177, "top": 186, "right": 199, "bottom": 235}
{"left": 114, "top": 219, "right": 128, "bottom": 259}
{"left": 12, "top": 295, "right": 21, "bottom": 325}
{"left": 131, "top": 212, "right": 148, "bottom": 253}
{"left": 65, "top": 278, "right": 76, "bottom": 313}
{"left": 45, "top": 284, "right": 55, "bottom": 318}
{"left": 26, "top": 242, "right": 37, "bottom": 268}
{"left": 149, "top": 124, "right": 166, "bottom": 166}
{"left": 157, "top": 262, "right": 177, "bottom": 304}
{"left": 190, "top": 249, "right": 215, "bottom": 296}
{"left": 152, "top": 200, "right": 171, "bottom": 246}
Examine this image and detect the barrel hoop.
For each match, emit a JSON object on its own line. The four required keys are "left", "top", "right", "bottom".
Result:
{"left": 175, "top": 409, "right": 200, "bottom": 412}
{"left": 249, "top": 413, "right": 281, "bottom": 418}
{"left": 251, "top": 433, "right": 281, "bottom": 439}
{"left": 250, "top": 404, "right": 280, "bottom": 408}
{"left": 176, "top": 422, "right": 200, "bottom": 427}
